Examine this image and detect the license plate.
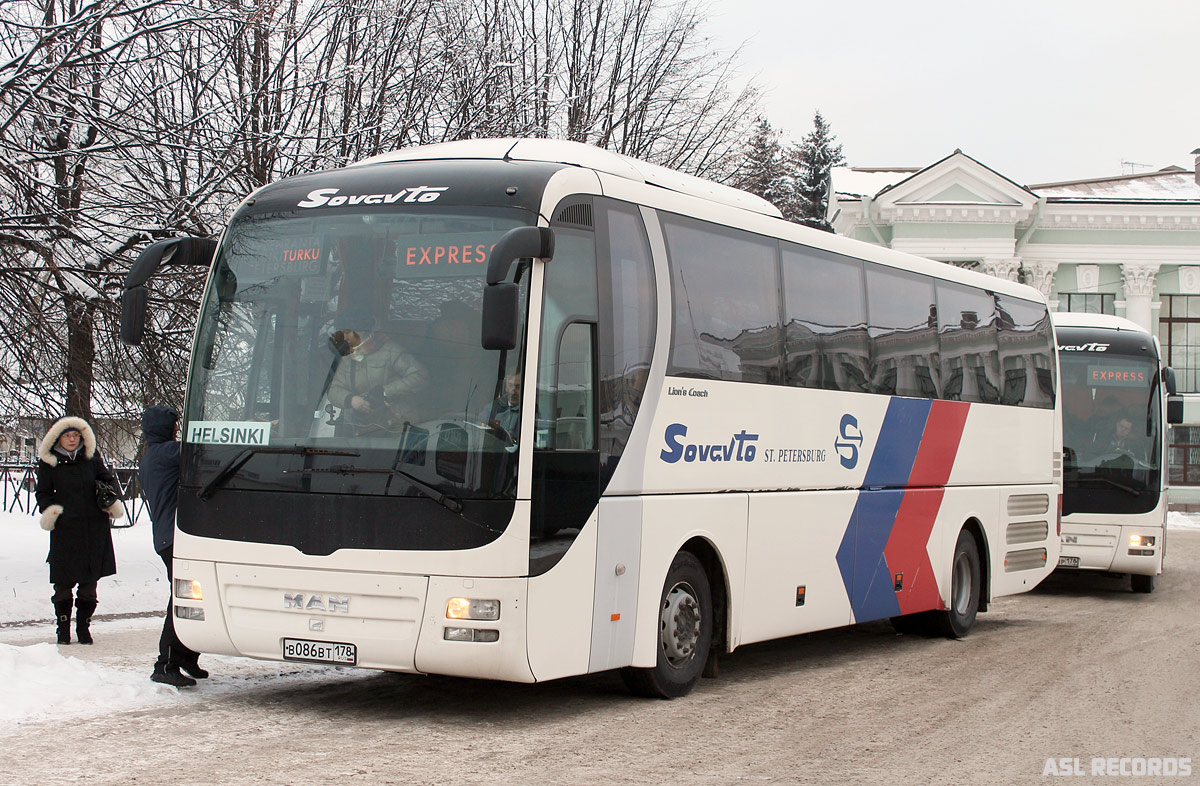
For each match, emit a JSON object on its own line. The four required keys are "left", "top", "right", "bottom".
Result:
{"left": 283, "top": 638, "right": 357, "bottom": 665}
{"left": 1058, "top": 556, "right": 1080, "bottom": 568}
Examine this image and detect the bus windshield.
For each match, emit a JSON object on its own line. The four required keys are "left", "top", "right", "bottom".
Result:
{"left": 1059, "top": 348, "right": 1161, "bottom": 515}
{"left": 184, "top": 205, "right": 532, "bottom": 502}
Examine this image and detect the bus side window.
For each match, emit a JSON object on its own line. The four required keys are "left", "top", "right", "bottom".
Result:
{"left": 995, "top": 294, "right": 1056, "bottom": 409}
{"left": 936, "top": 281, "right": 1000, "bottom": 404}
{"left": 550, "top": 323, "right": 596, "bottom": 450}
{"left": 662, "top": 215, "right": 782, "bottom": 384}
{"left": 865, "top": 265, "right": 940, "bottom": 399}
{"left": 781, "top": 244, "right": 870, "bottom": 393}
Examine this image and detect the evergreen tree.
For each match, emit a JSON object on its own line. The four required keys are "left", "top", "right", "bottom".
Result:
{"left": 787, "top": 110, "right": 845, "bottom": 231}
{"left": 735, "top": 117, "right": 785, "bottom": 204}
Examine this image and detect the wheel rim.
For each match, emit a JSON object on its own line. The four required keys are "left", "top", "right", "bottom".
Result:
{"left": 951, "top": 550, "right": 973, "bottom": 615}
{"left": 659, "top": 581, "right": 701, "bottom": 669}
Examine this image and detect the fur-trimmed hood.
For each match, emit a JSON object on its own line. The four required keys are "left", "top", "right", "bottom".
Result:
{"left": 38, "top": 416, "right": 97, "bottom": 466}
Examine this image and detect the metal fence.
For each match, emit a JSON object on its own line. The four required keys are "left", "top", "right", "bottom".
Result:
{"left": 1, "top": 462, "right": 146, "bottom": 527}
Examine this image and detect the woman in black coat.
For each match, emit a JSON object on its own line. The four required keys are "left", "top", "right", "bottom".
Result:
{"left": 35, "top": 416, "right": 125, "bottom": 644}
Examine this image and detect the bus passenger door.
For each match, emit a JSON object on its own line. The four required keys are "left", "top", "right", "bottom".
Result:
{"left": 530, "top": 217, "right": 600, "bottom": 575}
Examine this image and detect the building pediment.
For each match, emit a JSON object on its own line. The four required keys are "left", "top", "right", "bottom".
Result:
{"left": 875, "top": 150, "right": 1040, "bottom": 223}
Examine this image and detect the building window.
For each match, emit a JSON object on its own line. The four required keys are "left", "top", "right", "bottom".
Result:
{"left": 1169, "top": 426, "right": 1200, "bottom": 486}
{"left": 1060, "top": 292, "right": 1115, "bottom": 315}
{"left": 1159, "top": 295, "right": 1200, "bottom": 393}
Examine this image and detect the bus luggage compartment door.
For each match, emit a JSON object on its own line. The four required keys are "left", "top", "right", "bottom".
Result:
{"left": 215, "top": 564, "right": 429, "bottom": 671}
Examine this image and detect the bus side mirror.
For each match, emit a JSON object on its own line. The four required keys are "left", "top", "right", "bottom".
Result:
{"left": 120, "top": 237, "right": 217, "bottom": 346}
{"left": 1168, "top": 396, "right": 1184, "bottom": 425}
{"left": 120, "top": 286, "right": 149, "bottom": 346}
{"left": 480, "top": 226, "right": 554, "bottom": 350}
{"left": 481, "top": 283, "right": 520, "bottom": 350}
{"left": 1162, "top": 367, "right": 1184, "bottom": 425}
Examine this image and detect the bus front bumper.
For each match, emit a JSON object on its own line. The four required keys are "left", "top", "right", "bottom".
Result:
{"left": 1058, "top": 522, "right": 1162, "bottom": 576}
{"left": 172, "top": 561, "right": 535, "bottom": 681}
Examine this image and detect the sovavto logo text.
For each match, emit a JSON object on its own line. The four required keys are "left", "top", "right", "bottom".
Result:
{"left": 834, "top": 414, "right": 864, "bottom": 469}
{"left": 660, "top": 423, "right": 758, "bottom": 464}
{"left": 297, "top": 186, "right": 449, "bottom": 208}
{"left": 1057, "top": 342, "right": 1110, "bottom": 352}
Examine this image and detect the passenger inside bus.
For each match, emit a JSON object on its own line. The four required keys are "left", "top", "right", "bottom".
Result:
{"left": 480, "top": 372, "right": 522, "bottom": 444}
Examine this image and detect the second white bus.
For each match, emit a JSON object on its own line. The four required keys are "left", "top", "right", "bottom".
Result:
{"left": 1053, "top": 311, "right": 1182, "bottom": 592}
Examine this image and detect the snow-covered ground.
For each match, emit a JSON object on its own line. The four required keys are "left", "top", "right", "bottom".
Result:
{"left": 0, "top": 510, "right": 349, "bottom": 729}
{"left": 3, "top": 507, "right": 1200, "bottom": 731}
{"left": 0, "top": 509, "right": 164, "bottom": 624}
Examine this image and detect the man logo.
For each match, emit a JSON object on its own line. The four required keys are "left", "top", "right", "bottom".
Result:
{"left": 835, "top": 414, "right": 864, "bottom": 469}
{"left": 284, "top": 593, "right": 350, "bottom": 613}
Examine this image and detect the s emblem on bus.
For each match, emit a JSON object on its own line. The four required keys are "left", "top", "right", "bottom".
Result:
{"left": 835, "top": 414, "right": 864, "bottom": 470}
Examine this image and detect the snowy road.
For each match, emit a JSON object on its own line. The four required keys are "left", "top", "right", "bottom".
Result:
{"left": 2, "top": 531, "right": 1198, "bottom": 785}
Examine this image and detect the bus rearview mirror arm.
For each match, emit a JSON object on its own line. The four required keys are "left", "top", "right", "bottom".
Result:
{"left": 481, "top": 226, "right": 554, "bottom": 351}
{"left": 486, "top": 226, "right": 554, "bottom": 285}
{"left": 120, "top": 237, "right": 217, "bottom": 346}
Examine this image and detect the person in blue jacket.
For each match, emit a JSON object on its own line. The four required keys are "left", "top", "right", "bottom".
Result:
{"left": 139, "top": 405, "right": 206, "bottom": 688}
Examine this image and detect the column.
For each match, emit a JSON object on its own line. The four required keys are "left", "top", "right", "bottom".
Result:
{"left": 1121, "top": 264, "right": 1159, "bottom": 333}
{"left": 1023, "top": 261, "right": 1057, "bottom": 301}
{"left": 980, "top": 257, "right": 1020, "bottom": 282}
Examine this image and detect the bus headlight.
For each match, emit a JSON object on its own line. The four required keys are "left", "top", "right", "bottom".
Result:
{"left": 174, "top": 578, "right": 203, "bottom": 600}
{"left": 1130, "top": 535, "right": 1156, "bottom": 548}
{"left": 174, "top": 606, "right": 205, "bottom": 621}
{"left": 445, "top": 598, "right": 500, "bottom": 620}
{"left": 444, "top": 627, "right": 500, "bottom": 642}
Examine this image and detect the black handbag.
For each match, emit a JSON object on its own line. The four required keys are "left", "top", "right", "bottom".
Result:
{"left": 96, "top": 480, "right": 120, "bottom": 510}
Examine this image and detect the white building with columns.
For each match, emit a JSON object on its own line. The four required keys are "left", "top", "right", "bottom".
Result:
{"left": 829, "top": 150, "right": 1200, "bottom": 483}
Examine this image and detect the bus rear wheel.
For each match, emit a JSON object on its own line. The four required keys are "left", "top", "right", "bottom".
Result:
{"left": 620, "top": 551, "right": 712, "bottom": 699}
{"left": 934, "top": 529, "right": 982, "bottom": 638}
{"left": 1131, "top": 573, "right": 1156, "bottom": 593}
{"left": 890, "top": 529, "right": 982, "bottom": 638}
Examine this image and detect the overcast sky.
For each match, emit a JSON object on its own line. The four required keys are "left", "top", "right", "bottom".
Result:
{"left": 704, "top": 0, "right": 1199, "bottom": 185}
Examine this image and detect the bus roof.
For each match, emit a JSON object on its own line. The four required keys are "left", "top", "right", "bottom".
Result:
{"left": 351, "top": 138, "right": 1049, "bottom": 306}
{"left": 1051, "top": 311, "right": 1149, "bottom": 334}
{"left": 352, "top": 138, "right": 784, "bottom": 219}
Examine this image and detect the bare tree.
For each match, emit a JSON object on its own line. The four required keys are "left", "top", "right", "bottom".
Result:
{"left": 0, "top": 0, "right": 199, "bottom": 427}
{"left": 0, "top": 0, "right": 762, "bottom": 440}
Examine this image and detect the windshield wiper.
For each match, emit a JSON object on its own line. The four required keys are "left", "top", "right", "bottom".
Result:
{"left": 198, "top": 445, "right": 360, "bottom": 500}
{"left": 286, "top": 464, "right": 464, "bottom": 514}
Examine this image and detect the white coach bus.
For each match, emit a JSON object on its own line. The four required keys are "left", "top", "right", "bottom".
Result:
{"left": 1052, "top": 312, "right": 1181, "bottom": 593}
{"left": 121, "top": 139, "right": 1061, "bottom": 697}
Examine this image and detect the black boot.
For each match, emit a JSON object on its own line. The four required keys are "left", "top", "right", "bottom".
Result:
{"left": 151, "top": 666, "right": 197, "bottom": 688}
{"left": 180, "top": 660, "right": 209, "bottom": 679}
{"left": 53, "top": 600, "right": 72, "bottom": 645}
{"left": 75, "top": 598, "right": 97, "bottom": 645}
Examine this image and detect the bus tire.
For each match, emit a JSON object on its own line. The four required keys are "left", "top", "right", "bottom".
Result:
{"left": 1131, "top": 573, "right": 1156, "bottom": 593}
{"left": 932, "top": 529, "right": 981, "bottom": 639}
{"left": 619, "top": 551, "right": 712, "bottom": 699}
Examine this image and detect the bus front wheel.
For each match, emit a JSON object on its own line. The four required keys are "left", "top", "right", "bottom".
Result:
{"left": 620, "top": 551, "right": 712, "bottom": 699}
{"left": 1131, "top": 573, "right": 1156, "bottom": 593}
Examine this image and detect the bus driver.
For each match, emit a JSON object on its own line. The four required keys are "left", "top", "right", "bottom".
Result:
{"left": 327, "top": 308, "right": 429, "bottom": 435}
